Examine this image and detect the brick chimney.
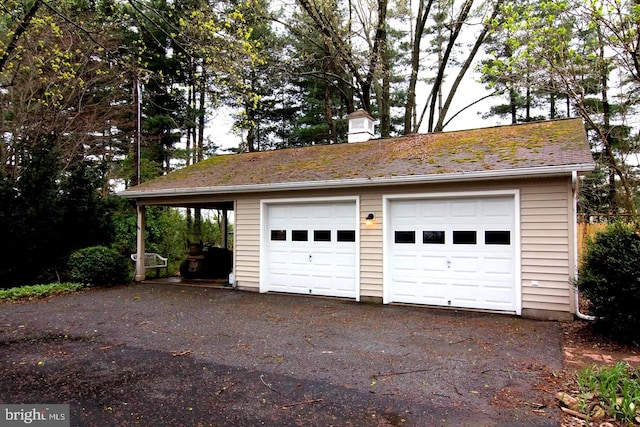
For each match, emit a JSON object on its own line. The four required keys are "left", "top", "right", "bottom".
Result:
{"left": 347, "top": 109, "right": 376, "bottom": 143}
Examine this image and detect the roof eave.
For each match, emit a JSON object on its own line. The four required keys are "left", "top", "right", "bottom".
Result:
{"left": 118, "top": 162, "right": 596, "bottom": 199}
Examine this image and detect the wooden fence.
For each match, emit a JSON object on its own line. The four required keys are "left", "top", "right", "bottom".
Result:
{"left": 577, "top": 223, "right": 608, "bottom": 262}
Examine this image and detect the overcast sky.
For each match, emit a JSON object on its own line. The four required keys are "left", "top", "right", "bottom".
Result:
{"left": 206, "top": 76, "right": 509, "bottom": 152}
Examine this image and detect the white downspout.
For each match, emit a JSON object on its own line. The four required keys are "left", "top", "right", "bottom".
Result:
{"left": 572, "top": 171, "right": 596, "bottom": 321}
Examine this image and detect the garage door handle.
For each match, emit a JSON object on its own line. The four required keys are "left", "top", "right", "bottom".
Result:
{"left": 309, "top": 254, "right": 312, "bottom": 262}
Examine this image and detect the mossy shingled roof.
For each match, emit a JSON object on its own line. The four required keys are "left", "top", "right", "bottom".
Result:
{"left": 121, "top": 118, "right": 594, "bottom": 196}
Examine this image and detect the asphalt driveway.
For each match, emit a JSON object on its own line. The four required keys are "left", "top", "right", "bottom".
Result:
{"left": 0, "top": 283, "right": 564, "bottom": 426}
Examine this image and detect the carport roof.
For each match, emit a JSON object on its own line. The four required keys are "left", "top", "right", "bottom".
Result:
{"left": 120, "top": 118, "right": 595, "bottom": 198}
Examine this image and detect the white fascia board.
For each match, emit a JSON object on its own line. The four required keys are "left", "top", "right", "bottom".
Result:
{"left": 119, "top": 163, "right": 595, "bottom": 199}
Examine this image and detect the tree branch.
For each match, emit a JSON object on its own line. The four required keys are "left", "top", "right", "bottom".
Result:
{"left": 435, "top": 0, "right": 504, "bottom": 131}
{"left": 0, "top": 0, "right": 43, "bottom": 73}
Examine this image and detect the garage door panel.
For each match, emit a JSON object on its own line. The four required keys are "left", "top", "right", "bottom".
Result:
{"left": 310, "top": 275, "right": 332, "bottom": 289}
{"left": 391, "top": 253, "right": 419, "bottom": 270}
{"left": 397, "top": 279, "right": 448, "bottom": 304}
{"left": 268, "top": 205, "right": 288, "bottom": 221}
{"left": 311, "top": 252, "right": 333, "bottom": 266}
{"left": 483, "top": 288, "right": 517, "bottom": 310}
{"left": 312, "top": 205, "right": 332, "bottom": 218}
{"left": 288, "top": 280, "right": 311, "bottom": 293}
{"left": 289, "top": 250, "right": 312, "bottom": 266}
{"left": 420, "top": 280, "right": 448, "bottom": 297}
{"left": 420, "top": 201, "right": 447, "bottom": 218}
{"left": 334, "top": 278, "right": 358, "bottom": 295}
{"left": 450, "top": 283, "right": 480, "bottom": 300}
{"left": 268, "top": 273, "right": 289, "bottom": 289}
{"left": 268, "top": 250, "right": 289, "bottom": 265}
{"left": 450, "top": 256, "right": 479, "bottom": 273}
{"left": 289, "top": 205, "right": 310, "bottom": 219}
{"left": 483, "top": 199, "right": 514, "bottom": 216}
{"left": 422, "top": 256, "right": 448, "bottom": 273}
{"left": 450, "top": 200, "right": 477, "bottom": 218}
{"left": 483, "top": 257, "right": 513, "bottom": 276}
{"left": 389, "top": 196, "right": 516, "bottom": 312}
{"left": 334, "top": 203, "right": 355, "bottom": 219}
{"left": 336, "top": 252, "right": 357, "bottom": 267}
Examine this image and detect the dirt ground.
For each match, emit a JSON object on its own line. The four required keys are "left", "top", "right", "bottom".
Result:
{"left": 0, "top": 283, "right": 637, "bottom": 426}
{"left": 556, "top": 321, "right": 640, "bottom": 427}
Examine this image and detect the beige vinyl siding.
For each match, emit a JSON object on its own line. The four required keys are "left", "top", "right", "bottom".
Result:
{"left": 520, "top": 178, "right": 573, "bottom": 314}
{"left": 360, "top": 191, "right": 383, "bottom": 298}
{"left": 234, "top": 197, "right": 260, "bottom": 291}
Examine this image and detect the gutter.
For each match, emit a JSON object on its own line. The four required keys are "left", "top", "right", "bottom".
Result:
{"left": 572, "top": 171, "right": 597, "bottom": 321}
{"left": 119, "top": 163, "right": 596, "bottom": 199}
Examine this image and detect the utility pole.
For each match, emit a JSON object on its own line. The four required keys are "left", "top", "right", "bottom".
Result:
{"left": 134, "top": 78, "right": 142, "bottom": 185}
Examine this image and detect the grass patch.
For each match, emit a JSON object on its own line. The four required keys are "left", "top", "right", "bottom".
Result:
{"left": 576, "top": 362, "right": 640, "bottom": 424}
{"left": 0, "top": 282, "right": 87, "bottom": 301}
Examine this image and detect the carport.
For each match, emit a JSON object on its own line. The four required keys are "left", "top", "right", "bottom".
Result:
{"left": 130, "top": 198, "right": 234, "bottom": 282}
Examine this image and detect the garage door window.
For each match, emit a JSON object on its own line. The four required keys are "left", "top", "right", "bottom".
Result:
{"left": 394, "top": 231, "right": 415, "bottom": 244}
{"left": 271, "top": 230, "right": 286, "bottom": 241}
{"left": 292, "top": 230, "right": 308, "bottom": 241}
{"left": 314, "top": 230, "right": 331, "bottom": 242}
{"left": 485, "top": 230, "right": 510, "bottom": 245}
{"left": 453, "top": 230, "right": 476, "bottom": 244}
{"left": 423, "top": 231, "right": 445, "bottom": 244}
{"left": 337, "top": 230, "right": 356, "bottom": 242}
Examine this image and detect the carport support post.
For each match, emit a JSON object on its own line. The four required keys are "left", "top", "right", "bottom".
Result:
{"left": 221, "top": 209, "right": 228, "bottom": 249}
{"left": 134, "top": 204, "right": 146, "bottom": 282}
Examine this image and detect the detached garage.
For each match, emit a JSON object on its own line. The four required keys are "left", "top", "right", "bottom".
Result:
{"left": 120, "top": 115, "right": 594, "bottom": 321}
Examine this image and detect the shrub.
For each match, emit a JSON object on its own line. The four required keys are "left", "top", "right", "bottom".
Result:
{"left": 577, "top": 223, "right": 640, "bottom": 344}
{"left": 67, "top": 246, "right": 130, "bottom": 286}
{"left": 0, "top": 282, "right": 86, "bottom": 301}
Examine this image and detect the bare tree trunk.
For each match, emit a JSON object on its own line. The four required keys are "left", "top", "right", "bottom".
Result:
{"left": 525, "top": 85, "right": 531, "bottom": 121}
{"left": 377, "top": 0, "right": 390, "bottom": 137}
{"left": 427, "top": 0, "right": 474, "bottom": 132}
{"left": 133, "top": 79, "right": 141, "bottom": 186}
{"left": 510, "top": 87, "right": 517, "bottom": 124}
{"left": 246, "top": 120, "right": 256, "bottom": 152}
{"left": 404, "top": 0, "right": 434, "bottom": 134}
{"left": 187, "top": 64, "right": 194, "bottom": 167}
{"left": 323, "top": 70, "right": 337, "bottom": 144}
{"left": 434, "top": 0, "right": 502, "bottom": 131}
{"left": 197, "top": 71, "right": 206, "bottom": 162}
{"left": 194, "top": 207, "right": 202, "bottom": 238}
{"left": 296, "top": 0, "right": 383, "bottom": 114}
{"left": 599, "top": 28, "right": 617, "bottom": 213}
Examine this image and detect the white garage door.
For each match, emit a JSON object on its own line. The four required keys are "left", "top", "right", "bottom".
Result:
{"left": 266, "top": 201, "right": 357, "bottom": 298}
{"left": 388, "top": 196, "right": 517, "bottom": 312}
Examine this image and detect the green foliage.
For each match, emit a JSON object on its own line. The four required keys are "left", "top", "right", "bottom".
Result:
{"left": 480, "top": 0, "right": 640, "bottom": 222}
{"left": 0, "top": 282, "right": 86, "bottom": 301}
{"left": 579, "top": 165, "right": 613, "bottom": 219}
{"left": 577, "top": 223, "right": 640, "bottom": 343}
{"left": 576, "top": 362, "right": 640, "bottom": 423}
{"left": 0, "top": 151, "right": 117, "bottom": 288}
{"left": 67, "top": 246, "right": 130, "bottom": 286}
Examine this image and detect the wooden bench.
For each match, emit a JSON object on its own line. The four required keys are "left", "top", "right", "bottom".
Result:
{"left": 131, "top": 253, "right": 169, "bottom": 278}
